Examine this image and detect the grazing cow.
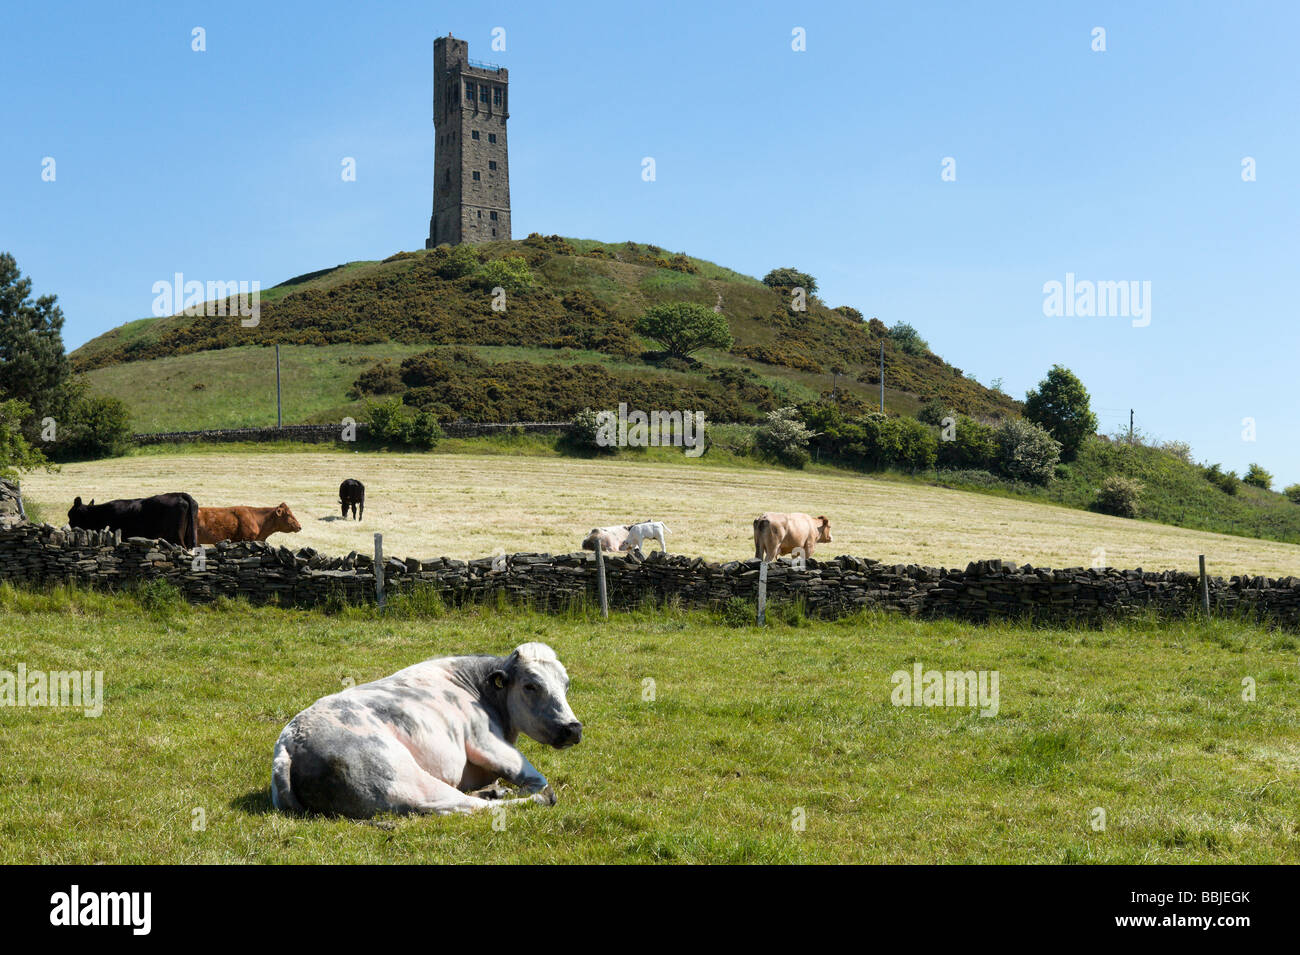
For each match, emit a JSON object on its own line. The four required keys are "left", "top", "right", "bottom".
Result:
{"left": 753, "top": 512, "right": 832, "bottom": 562}
{"left": 622, "top": 520, "right": 669, "bottom": 555}
{"left": 581, "top": 525, "right": 631, "bottom": 553}
{"left": 339, "top": 479, "right": 365, "bottom": 520}
{"left": 271, "top": 642, "right": 581, "bottom": 818}
{"left": 197, "top": 503, "right": 303, "bottom": 545}
{"left": 68, "top": 492, "right": 199, "bottom": 548}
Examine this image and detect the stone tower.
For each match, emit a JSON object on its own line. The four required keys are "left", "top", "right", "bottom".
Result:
{"left": 426, "top": 35, "right": 510, "bottom": 247}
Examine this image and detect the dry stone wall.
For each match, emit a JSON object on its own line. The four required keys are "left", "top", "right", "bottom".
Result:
{"left": 2, "top": 512, "right": 1299, "bottom": 628}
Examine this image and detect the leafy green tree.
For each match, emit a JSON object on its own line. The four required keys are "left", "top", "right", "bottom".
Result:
{"left": 635, "top": 302, "right": 733, "bottom": 359}
{"left": 1243, "top": 463, "right": 1273, "bottom": 490}
{"left": 0, "top": 399, "right": 50, "bottom": 481}
{"left": 55, "top": 393, "right": 135, "bottom": 461}
{"left": 1023, "top": 365, "right": 1098, "bottom": 461}
{"left": 887, "top": 322, "right": 929, "bottom": 356}
{"left": 1283, "top": 483, "right": 1300, "bottom": 504}
{"left": 762, "top": 268, "right": 818, "bottom": 294}
{"left": 0, "top": 253, "right": 73, "bottom": 423}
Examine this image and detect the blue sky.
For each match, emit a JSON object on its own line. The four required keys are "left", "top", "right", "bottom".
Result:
{"left": 3, "top": 1, "right": 1297, "bottom": 484}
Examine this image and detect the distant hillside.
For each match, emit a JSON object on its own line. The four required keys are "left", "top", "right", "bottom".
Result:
{"left": 73, "top": 236, "right": 1019, "bottom": 427}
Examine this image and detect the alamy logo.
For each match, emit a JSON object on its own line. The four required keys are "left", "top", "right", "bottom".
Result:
{"left": 595, "top": 403, "right": 705, "bottom": 457}
{"left": 891, "top": 662, "right": 1000, "bottom": 717}
{"left": 1042, "top": 272, "right": 1150, "bottom": 327}
{"left": 50, "top": 885, "right": 151, "bottom": 935}
{"left": 0, "top": 664, "right": 102, "bottom": 717}
{"left": 151, "top": 272, "right": 260, "bottom": 326}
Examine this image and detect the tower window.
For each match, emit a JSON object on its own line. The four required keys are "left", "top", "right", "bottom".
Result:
{"left": 488, "top": 160, "right": 496, "bottom": 170}
{"left": 488, "top": 133, "right": 496, "bottom": 144}
{"left": 493, "top": 87, "right": 502, "bottom": 107}
{"left": 444, "top": 169, "right": 450, "bottom": 183}
{"left": 480, "top": 86, "right": 489, "bottom": 103}
{"left": 489, "top": 211, "right": 497, "bottom": 221}
{"left": 471, "top": 130, "right": 479, "bottom": 140}
{"left": 477, "top": 210, "right": 482, "bottom": 218}
{"left": 492, "top": 228, "right": 497, "bottom": 236}
{"left": 472, "top": 171, "right": 480, "bottom": 181}
{"left": 465, "top": 81, "right": 475, "bottom": 101}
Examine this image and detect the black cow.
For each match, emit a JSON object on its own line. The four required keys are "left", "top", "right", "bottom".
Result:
{"left": 68, "top": 492, "right": 200, "bottom": 548}
{"left": 339, "top": 479, "right": 365, "bottom": 520}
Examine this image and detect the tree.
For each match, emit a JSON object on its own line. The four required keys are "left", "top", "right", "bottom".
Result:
{"left": 635, "top": 302, "right": 733, "bottom": 359}
{"left": 887, "top": 322, "right": 929, "bottom": 356}
{"left": 0, "top": 253, "right": 72, "bottom": 423}
{"left": 0, "top": 399, "right": 50, "bottom": 481}
{"left": 762, "top": 268, "right": 817, "bottom": 294}
{"left": 1243, "top": 463, "right": 1273, "bottom": 490}
{"left": 1022, "top": 365, "right": 1098, "bottom": 461}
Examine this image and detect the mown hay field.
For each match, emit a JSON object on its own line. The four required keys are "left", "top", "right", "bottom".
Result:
{"left": 20, "top": 449, "right": 1300, "bottom": 577}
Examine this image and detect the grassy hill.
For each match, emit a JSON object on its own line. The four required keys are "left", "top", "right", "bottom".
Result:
{"left": 73, "top": 236, "right": 1018, "bottom": 428}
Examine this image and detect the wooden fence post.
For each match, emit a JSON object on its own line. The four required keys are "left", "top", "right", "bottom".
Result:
{"left": 1199, "top": 554, "right": 1210, "bottom": 618}
{"left": 757, "top": 559, "right": 768, "bottom": 625}
{"left": 374, "top": 532, "right": 386, "bottom": 609}
{"left": 594, "top": 538, "right": 609, "bottom": 620}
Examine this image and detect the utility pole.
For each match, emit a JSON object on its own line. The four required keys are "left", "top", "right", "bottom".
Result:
{"left": 275, "top": 344, "right": 283, "bottom": 428}
{"left": 879, "top": 342, "right": 885, "bottom": 412}
{"left": 1129, "top": 409, "right": 1134, "bottom": 446}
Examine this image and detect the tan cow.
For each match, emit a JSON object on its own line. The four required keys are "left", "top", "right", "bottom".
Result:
{"left": 198, "top": 503, "right": 303, "bottom": 545}
{"left": 753, "top": 512, "right": 832, "bottom": 562}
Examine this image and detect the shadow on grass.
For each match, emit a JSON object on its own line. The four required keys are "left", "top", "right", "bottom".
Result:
{"left": 231, "top": 788, "right": 274, "bottom": 816}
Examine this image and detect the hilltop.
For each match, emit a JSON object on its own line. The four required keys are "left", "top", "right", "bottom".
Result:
{"left": 72, "top": 236, "right": 1018, "bottom": 429}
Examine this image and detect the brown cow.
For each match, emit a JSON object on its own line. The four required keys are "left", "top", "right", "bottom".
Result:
{"left": 753, "top": 512, "right": 832, "bottom": 562}
{"left": 198, "top": 503, "right": 303, "bottom": 545}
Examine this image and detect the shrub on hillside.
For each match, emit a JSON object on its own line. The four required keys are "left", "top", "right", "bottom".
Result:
{"left": 937, "top": 415, "right": 998, "bottom": 471}
{"left": 887, "top": 322, "right": 929, "bottom": 356}
{"left": 762, "top": 268, "right": 818, "bottom": 294}
{"left": 995, "top": 419, "right": 1061, "bottom": 485}
{"left": 562, "top": 407, "right": 614, "bottom": 456}
{"left": 1022, "top": 365, "right": 1098, "bottom": 461}
{"left": 349, "top": 359, "right": 403, "bottom": 398}
{"left": 734, "top": 343, "right": 823, "bottom": 373}
{"left": 52, "top": 394, "right": 135, "bottom": 461}
{"left": 1203, "top": 463, "right": 1239, "bottom": 495}
{"left": 1158, "top": 439, "right": 1193, "bottom": 464}
{"left": 801, "top": 404, "right": 936, "bottom": 472}
{"left": 755, "top": 406, "right": 814, "bottom": 468}
{"left": 916, "top": 400, "right": 953, "bottom": 426}
{"left": 1243, "top": 463, "right": 1273, "bottom": 490}
{"left": 426, "top": 243, "right": 482, "bottom": 279}
{"left": 365, "top": 398, "right": 442, "bottom": 450}
{"left": 473, "top": 256, "right": 533, "bottom": 294}
{"left": 833, "top": 306, "right": 864, "bottom": 323}
{"left": 1094, "top": 475, "right": 1143, "bottom": 518}
{"left": 396, "top": 347, "right": 770, "bottom": 424}
{"left": 1284, "top": 483, "right": 1300, "bottom": 504}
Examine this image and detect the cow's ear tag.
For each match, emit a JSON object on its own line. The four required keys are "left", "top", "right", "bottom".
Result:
{"left": 493, "top": 673, "right": 505, "bottom": 689}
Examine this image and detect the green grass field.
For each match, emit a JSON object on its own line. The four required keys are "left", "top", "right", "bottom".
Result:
{"left": 1, "top": 584, "right": 1297, "bottom": 863}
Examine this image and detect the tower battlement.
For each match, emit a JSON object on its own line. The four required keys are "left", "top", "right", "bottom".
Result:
{"left": 426, "top": 35, "right": 511, "bottom": 247}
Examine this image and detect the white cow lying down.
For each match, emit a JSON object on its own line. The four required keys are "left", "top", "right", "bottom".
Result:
{"left": 271, "top": 642, "right": 582, "bottom": 818}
